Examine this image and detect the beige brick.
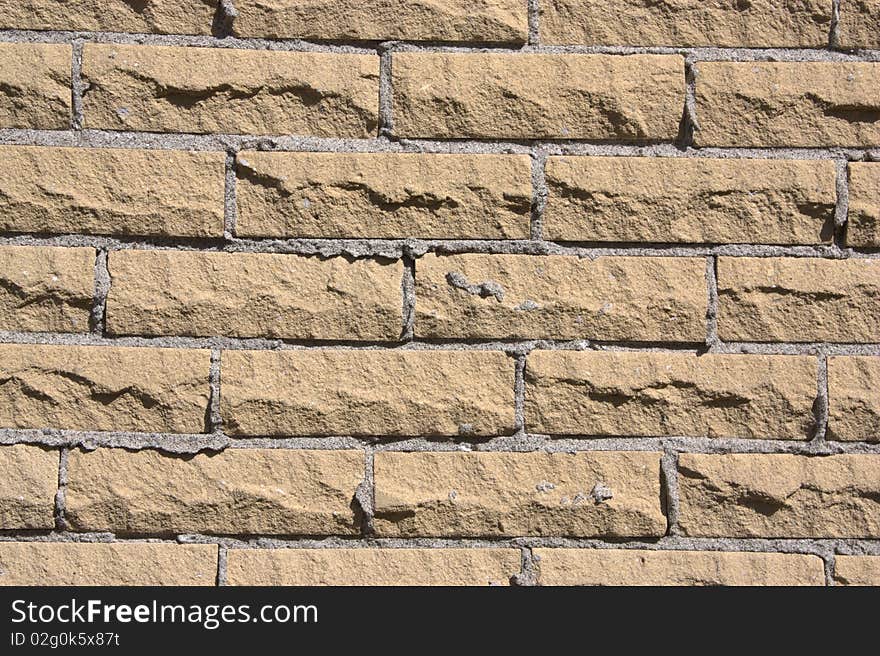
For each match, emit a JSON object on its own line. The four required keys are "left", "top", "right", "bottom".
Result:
{"left": 373, "top": 451, "right": 665, "bottom": 538}
{"left": 0, "top": 0, "right": 216, "bottom": 34}
{"left": 0, "top": 445, "right": 57, "bottom": 529}
{"left": 848, "top": 163, "right": 880, "bottom": 247}
{"left": 526, "top": 351, "right": 816, "bottom": 439}
{"left": 392, "top": 53, "right": 683, "bottom": 140}
{"left": 0, "top": 146, "right": 225, "bottom": 238}
{"left": 415, "top": 254, "right": 707, "bottom": 341}
{"left": 678, "top": 454, "right": 880, "bottom": 538}
{"left": 838, "top": 0, "right": 880, "bottom": 49}
{"left": 227, "top": 548, "right": 521, "bottom": 586}
{"left": 235, "top": 152, "right": 532, "bottom": 239}
{"left": 828, "top": 357, "right": 880, "bottom": 442}
{"left": 233, "top": 0, "right": 527, "bottom": 42}
{"left": 66, "top": 448, "right": 363, "bottom": 535}
{"left": 834, "top": 556, "right": 880, "bottom": 586}
{"left": 0, "top": 543, "right": 217, "bottom": 586}
{"left": 541, "top": 0, "right": 831, "bottom": 47}
{"left": 82, "top": 44, "right": 379, "bottom": 137}
{"left": 544, "top": 157, "right": 836, "bottom": 244}
{"left": 221, "top": 350, "right": 515, "bottom": 437}
{"left": 717, "top": 257, "right": 880, "bottom": 343}
{"left": 0, "top": 344, "right": 210, "bottom": 433}
{"left": 106, "top": 251, "right": 403, "bottom": 340}
{"left": 0, "top": 43, "right": 71, "bottom": 129}
{"left": 534, "top": 549, "right": 825, "bottom": 586}
{"left": 695, "top": 62, "right": 880, "bottom": 147}
{"left": 0, "top": 246, "right": 93, "bottom": 333}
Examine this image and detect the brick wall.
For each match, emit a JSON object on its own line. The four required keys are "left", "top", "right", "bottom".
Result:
{"left": 0, "top": 0, "right": 879, "bottom": 587}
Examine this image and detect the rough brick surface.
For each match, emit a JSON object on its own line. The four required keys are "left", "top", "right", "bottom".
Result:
{"left": 0, "top": 543, "right": 218, "bottom": 586}
{"left": 838, "top": 0, "right": 880, "bottom": 49}
{"left": 227, "top": 548, "right": 521, "bottom": 586}
{"left": 0, "top": 0, "right": 217, "bottom": 34}
{"left": 0, "top": 43, "right": 71, "bottom": 129}
{"left": 373, "top": 451, "right": 665, "bottom": 537}
{"left": 392, "top": 53, "right": 684, "bottom": 140}
{"left": 415, "top": 254, "right": 707, "bottom": 341}
{"left": 66, "top": 448, "right": 364, "bottom": 535}
{"left": 827, "top": 357, "right": 880, "bottom": 443}
{"left": 235, "top": 152, "right": 532, "bottom": 239}
{"left": 233, "top": 0, "right": 528, "bottom": 42}
{"left": 0, "top": 344, "right": 210, "bottom": 433}
{"left": 0, "top": 246, "right": 94, "bottom": 333}
{"left": 544, "top": 157, "right": 836, "bottom": 244}
{"left": 0, "top": 445, "right": 58, "bottom": 530}
{"left": 533, "top": 549, "right": 825, "bottom": 586}
{"left": 695, "top": 62, "right": 880, "bottom": 147}
{"left": 834, "top": 556, "right": 880, "bottom": 586}
{"left": 525, "top": 351, "right": 817, "bottom": 439}
{"left": 540, "top": 0, "right": 831, "bottom": 47}
{"left": 847, "top": 163, "right": 880, "bottom": 247}
{"left": 221, "top": 350, "right": 515, "bottom": 437}
{"left": 82, "top": 44, "right": 379, "bottom": 136}
{"left": 106, "top": 250, "right": 403, "bottom": 340}
{"left": 678, "top": 454, "right": 880, "bottom": 538}
{"left": 0, "top": 146, "right": 225, "bottom": 238}
{"left": 717, "top": 257, "right": 880, "bottom": 343}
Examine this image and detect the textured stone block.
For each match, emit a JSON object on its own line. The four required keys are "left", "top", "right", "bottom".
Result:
{"left": 0, "top": 43, "right": 71, "bottom": 129}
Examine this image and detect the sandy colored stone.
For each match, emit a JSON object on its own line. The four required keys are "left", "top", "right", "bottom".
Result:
{"left": 66, "top": 448, "right": 363, "bottom": 535}
{"left": 82, "top": 44, "right": 379, "bottom": 137}
{"left": 0, "top": 543, "right": 217, "bottom": 586}
{"left": 678, "top": 453, "right": 880, "bottom": 538}
{"left": 838, "top": 0, "right": 880, "bottom": 49}
{"left": 0, "top": 246, "right": 93, "bottom": 333}
{"left": 235, "top": 152, "right": 532, "bottom": 239}
{"left": 0, "top": 344, "right": 210, "bottom": 433}
{"left": 544, "top": 156, "right": 836, "bottom": 244}
{"left": 827, "top": 357, "right": 880, "bottom": 442}
{"left": 221, "top": 350, "right": 515, "bottom": 437}
{"left": 0, "top": 445, "right": 57, "bottom": 530}
{"left": 106, "top": 251, "right": 403, "bottom": 340}
{"left": 0, "top": 0, "right": 216, "bottom": 34}
{"left": 541, "top": 0, "right": 831, "bottom": 47}
{"left": 0, "top": 43, "right": 71, "bottom": 129}
{"left": 695, "top": 62, "right": 880, "bottom": 147}
{"left": 0, "top": 146, "right": 225, "bottom": 238}
{"left": 534, "top": 549, "right": 825, "bottom": 586}
{"left": 392, "top": 53, "right": 683, "bottom": 140}
{"left": 526, "top": 351, "right": 816, "bottom": 439}
{"left": 415, "top": 254, "right": 707, "bottom": 341}
{"left": 834, "top": 556, "right": 880, "bottom": 586}
{"left": 373, "top": 451, "right": 664, "bottom": 538}
{"left": 233, "top": 0, "right": 527, "bottom": 42}
{"left": 847, "top": 163, "right": 880, "bottom": 247}
{"left": 717, "top": 257, "right": 880, "bottom": 343}
{"left": 227, "top": 548, "right": 521, "bottom": 586}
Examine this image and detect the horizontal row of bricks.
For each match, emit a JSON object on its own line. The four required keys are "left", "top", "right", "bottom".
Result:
{"left": 4, "top": 43, "right": 880, "bottom": 146}
{"left": 0, "top": 345, "right": 877, "bottom": 440}
{"left": 0, "top": 0, "right": 875, "bottom": 49}
{"left": 5, "top": 245, "right": 880, "bottom": 342}
{"left": 2, "top": 542, "right": 877, "bottom": 586}
{"left": 3, "top": 145, "right": 879, "bottom": 246}
{"left": 3, "top": 445, "right": 880, "bottom": 538}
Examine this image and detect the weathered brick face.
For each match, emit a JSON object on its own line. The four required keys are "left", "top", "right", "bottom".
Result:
{"left": 0, "top": 1, "right": 877, "bottom": 589}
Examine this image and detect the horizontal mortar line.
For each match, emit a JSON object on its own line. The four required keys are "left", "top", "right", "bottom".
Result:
{"left": 1, "top": 129, "right": 878, "bottom": 161}
{"left": 2, "top": 333, "right": 880, "bottom": 354}
{"left": 2, "top": 430, "right": 879, "bottom": 456}
{"left": 1, "top": 29, "right": 879, "bottom": 60}
{"left": 0, "top": 532, "right": 878, "bottom": 556}
{"left": 1, "top": 235, "right": 878, "bottom": 259}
